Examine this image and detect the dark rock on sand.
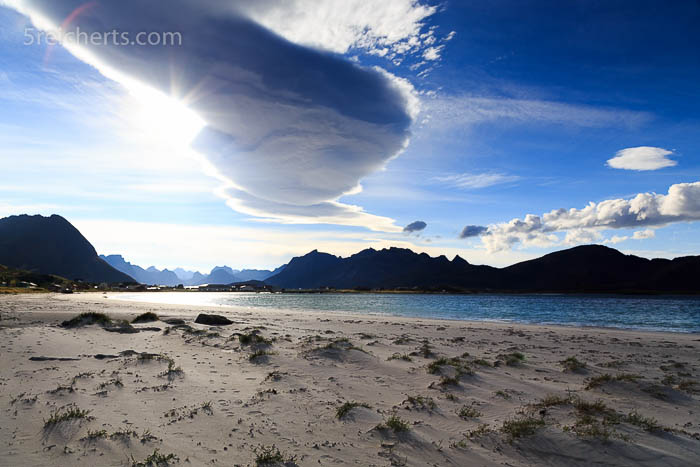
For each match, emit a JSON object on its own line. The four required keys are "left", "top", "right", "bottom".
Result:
{"left": 194, "top": 314, "right": 233, "bottom": 325}
{"left": 94, "top": 354, "right": 119, "bottom": 360}
{"left": 163, "top": 318, "right": 186, "bottom": 325}
{"left": 29, "top": 356, "right": 80, "bottom": 361}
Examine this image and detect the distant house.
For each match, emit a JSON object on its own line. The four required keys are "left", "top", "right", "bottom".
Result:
{"left": 198, "top": 284, "right": 233, "bottom": 292}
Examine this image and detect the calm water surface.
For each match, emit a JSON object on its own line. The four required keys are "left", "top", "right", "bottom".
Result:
{"left": 111, "top": 292, "right": 700, "bottom": 333}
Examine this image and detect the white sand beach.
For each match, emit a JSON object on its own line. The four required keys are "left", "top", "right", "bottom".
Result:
{"left": 1, "top": 293, "right": 699, "bottom": 466}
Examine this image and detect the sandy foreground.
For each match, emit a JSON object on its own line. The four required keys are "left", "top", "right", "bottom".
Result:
{"left": 1, "top": 293, "right": 699, "bottom": 467}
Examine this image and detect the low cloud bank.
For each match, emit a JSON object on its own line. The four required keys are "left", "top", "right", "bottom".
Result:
{"left": 462, "top": 181, "right": 700, "bottom": 251}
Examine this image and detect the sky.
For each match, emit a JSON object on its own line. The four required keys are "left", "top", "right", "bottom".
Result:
{"left": 0, "top": 0, "right": 699, "bottom": 272}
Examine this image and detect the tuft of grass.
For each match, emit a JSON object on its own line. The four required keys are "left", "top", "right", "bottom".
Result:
{"left": 320, "top": 338, "right": 365, "bottom": 352}
{"left": 110, "top": 427, "right": 138, "bottom": 441}
{"left": 465, "top": 424, "right": 493, "bottom": 439}
{"left": 249, "top": 349, "right": 275, "bottom": 362}
{"left": 494, "top": 390, "right": 511, "bottom": 400}
{"left": 61, "top": 312, "right": 112, "bottom": 328}
{"left": 83, "top": 429, "right": 108, "bottom": 441}
{"left": 416, "top": 340, "right": 435, "bottom": 358}
{"left": 376, "top": 413, "right": 411, "bottom": 433}
{"left": 500, "top": 416, "right": 545, "bottom": 440}
{"left": 585, "top": 373, "right": 642, "bottom": 390}
{"left": 336, "top": 401, "right": 371, "bottom": 419}
{"left": 457, "top": 402, "right": 482, "bottom": 419}
{"left": 625, "top": 411, "right": 661, "bottom": 432}
{"left": 573, "top": 398, "right": 611, "bottom": 416}
{"left": 253, "top": 444, "right": 297, "bottom": 466}
{"left": 498, "top": 352, "right": 525, "bottom": 366}
{"left": 132, "top": 312, "right": 159, "bottom": 324}
{"left": 427, "top": 356, "right": 474, "bottom": 378}
{"left": 44, "top": 405, "right": 93, "bottom": 427}
{"left": 563, "top": 415, "right": 617, "bottom": 442}
{"left": 560, "top": 356, "right": 587, "bottom": 372}
{"left": 403, "top": 395, "right": 436, "bottom": 411}
{"left": 47, "top": 383, "right": 75, "bottom": 395}
{"left": 140, "top": 429, "right": 158, "bottom": 444}
{"left": 96, "top": 378, "right": 123, "bottom": 391}
{"left": 71, "top": 371, "right": 94, "bottom": 384}
{"left": 387, "top": 353, "right": 413, "bottom": 362}
{"left": 131, "top": 448, "right": 179, "bottom": 467}
{"left": 264, "top": 370, "right": 286, "bottom": 382}
{"left": 427, "top": 358, "right": 450, "bottom": 374}
{"left": 238, "top": 332, "right": 273, "bottom": 346}
{"left": 438, "top": 376, "right": 459, "bottom": 387}
{"left": 536, "top": 394, "right": 572, "bottom": 408}
{"left": 159, "top": 360, "right": 184, "bottom": 379}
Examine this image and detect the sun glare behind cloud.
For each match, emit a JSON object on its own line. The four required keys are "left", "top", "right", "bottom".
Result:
{"left": 125, "top": 83, "right": 205, "bottom": 151}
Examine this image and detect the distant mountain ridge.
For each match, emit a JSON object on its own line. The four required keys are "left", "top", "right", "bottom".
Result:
{"left": 265, "top": 245, "right": 700, "bottom": 293}
{"left": 100, "top": 255, "right": 180, "bottom": 286}
{"left": 101, "top": 256, "right": 283, "bottom": 286}
{"left": 0, "top": 214, "right": 133, "bottom": 283}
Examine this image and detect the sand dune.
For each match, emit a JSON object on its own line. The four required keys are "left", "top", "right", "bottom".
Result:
{"left": 1, "top": 293, "right": 699, "bottom": 466}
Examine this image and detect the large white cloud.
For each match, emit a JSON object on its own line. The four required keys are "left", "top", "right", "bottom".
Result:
{"left": 5, "top": 0, "right": 422, "bottom": 232}
{"left": 469, "top": 181, "right": 700, "bottom": 251}
{"left": 232, "top": 0, "right": 446, "bottom": 62}
{"left": 606, "top": 146, "right": 677, "bottom": 171}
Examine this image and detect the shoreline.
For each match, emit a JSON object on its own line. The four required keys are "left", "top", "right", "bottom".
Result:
{"left": 1, "top": 293, "right": 699, "bottom": 466}
{"left": 105, "top": 291, "right": 700, "bottom": 335}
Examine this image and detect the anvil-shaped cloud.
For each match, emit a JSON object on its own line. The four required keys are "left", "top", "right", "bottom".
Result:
{"left": 6, "top": 0, "right": 420, "bottom": 231}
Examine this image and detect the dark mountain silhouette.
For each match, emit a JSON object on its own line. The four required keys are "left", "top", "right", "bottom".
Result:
{"left": 100, "top": 255, "right": 181, "bottom": 286}
{"left": 0, "top": 215, "right": 133, "bottom": 283}
{"left": 265, "top": 247, "right": 500, "bottom": 290}
{"left": 265, "top": 245, "right": 700, "bottom": 293}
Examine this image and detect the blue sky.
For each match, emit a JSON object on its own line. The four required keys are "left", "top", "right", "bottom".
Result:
{"left": 1, "top": 1, "right": 699, "bottom": 272}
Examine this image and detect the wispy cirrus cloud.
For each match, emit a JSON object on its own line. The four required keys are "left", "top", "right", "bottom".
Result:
{"left": 421, "top": 95, "right": 653, "bottom": 130}
{"left": 606, "top": 146, "right": 677, "bottom": 171}
{"left": 433, "top": 172, "right": 520, "bottom": 189}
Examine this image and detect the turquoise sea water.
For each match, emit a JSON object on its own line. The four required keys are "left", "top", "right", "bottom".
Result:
{"left": 111, "top": 292, "right": 700, "bottom": 333}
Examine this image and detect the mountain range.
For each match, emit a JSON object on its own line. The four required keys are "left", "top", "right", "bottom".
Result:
{"left": 1, "top": 214, "right": 699, "bottom": 293}
{"left": 266, "top": 245, "right": 700, "bottom": 293}
{"left": 100, "top": 255, "right": 284, "bottom": 286}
